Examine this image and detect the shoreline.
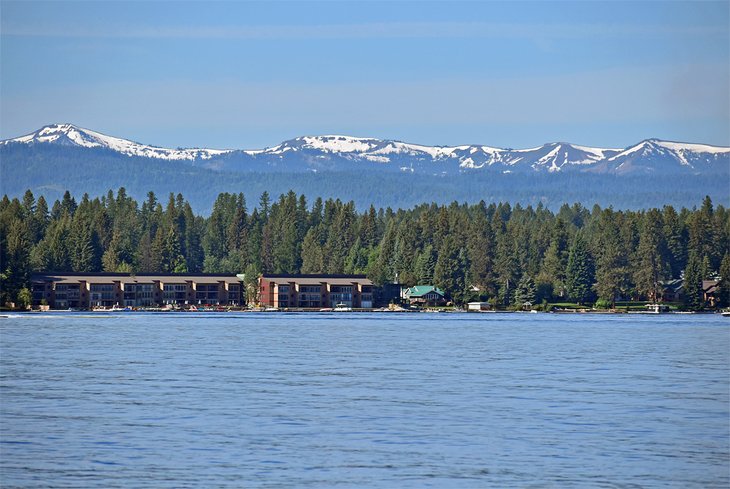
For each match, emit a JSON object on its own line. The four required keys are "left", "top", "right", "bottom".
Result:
{"left": 5, "top": 308, "right": 722, "bottom": 316}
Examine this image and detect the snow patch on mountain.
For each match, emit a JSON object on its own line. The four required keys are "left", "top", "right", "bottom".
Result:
{"left": 2, "top": 124, "right": 728, "bottom": 175}
{"left": 3, "top": 123, "right": 232, "bottom": 161}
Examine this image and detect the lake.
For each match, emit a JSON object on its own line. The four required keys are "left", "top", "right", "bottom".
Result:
{"left": 1, "top": 312, "right": 728, "bottom": 488}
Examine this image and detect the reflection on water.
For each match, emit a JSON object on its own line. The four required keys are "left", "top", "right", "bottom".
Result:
{"left": 1, "top": 313, "right": 728, "bottom": 488}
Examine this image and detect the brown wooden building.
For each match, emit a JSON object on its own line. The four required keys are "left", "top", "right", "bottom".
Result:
{"left": 31, "top": 273, "right": 242, "bottom": 309}
{"left": 258, "top": 274, "right": 374, "bottom": 309}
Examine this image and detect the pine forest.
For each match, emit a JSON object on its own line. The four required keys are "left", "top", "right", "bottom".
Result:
{"left": 2, "top": 188, "right": 729, "bottom": 310}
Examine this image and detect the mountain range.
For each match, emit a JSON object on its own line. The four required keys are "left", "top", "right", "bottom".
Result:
{"left": 1, "top": 123, "right": 728, "bottom": 212}
{"left": 3, "top": 123, "right": 729, "bottom": 176}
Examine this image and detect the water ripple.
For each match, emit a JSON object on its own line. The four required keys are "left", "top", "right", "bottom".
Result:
{"left": 1, "top": 312, "right": 728, "bottom": 488}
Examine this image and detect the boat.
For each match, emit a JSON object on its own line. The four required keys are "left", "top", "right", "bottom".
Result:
{"left": 722, "top": 310, "right": 730, "bottom": 317}
{"left": 333, "top": 303, "right": 352, "bottom": 312}
{"left": 110, "top": 305, "right": 132, "bottom": 312}
{"left": 645, "top": 303, "right": 669, "bottom": 313}
{"left": 264, "top": 307, "right": 279, "bottom": 312}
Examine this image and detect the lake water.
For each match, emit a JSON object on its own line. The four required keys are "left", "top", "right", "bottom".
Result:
{"left": 1, "top": 312, "right": 728, "bottom": 488}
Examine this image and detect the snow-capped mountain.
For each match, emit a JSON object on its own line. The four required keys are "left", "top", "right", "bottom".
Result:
{"left": 591, "top": 139, "right": 730, "bottom": 175}
{"left": 2, "top": 124, "right": 728, "bottom": 175}
{"left": 4, "top": 123, "right": 232, "bottom": 161}
{"left": 231, "top": 135, "right": 728, "bottom": 175}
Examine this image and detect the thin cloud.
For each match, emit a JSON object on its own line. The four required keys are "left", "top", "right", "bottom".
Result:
{"left": 3, "top": 21, "right": 726, "bottom": 40}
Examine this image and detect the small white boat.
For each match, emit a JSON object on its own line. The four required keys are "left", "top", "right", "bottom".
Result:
{"left": 110, "top": 306, "right": 132, "bottom": 312}
{"left": 645, "top": 303, "right": 669, "bottom": 313}
{"left": 264, "top": 307, "right": 279, "bottom": 312}
{"left": 333, "top": 303, "right": 352, "bottom": 312}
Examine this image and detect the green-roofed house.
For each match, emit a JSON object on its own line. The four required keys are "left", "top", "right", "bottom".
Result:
{"left": 403, "top": 285, "right": 447, "bottom": 306}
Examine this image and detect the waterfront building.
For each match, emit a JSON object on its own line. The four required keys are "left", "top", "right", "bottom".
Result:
{"left": 467, "top": 301, "right": 491, "bottom": 312}
{"left": 31, "top": 273, "right": 243, "bottom": 309}
{"left": 402, "top": 285, "right": 447, "bottom": 306}
{"left": 659, "top": 279, "right": 684, "bottom": 303}
{"left": 258, "top": 274, "right": 374, "bottom": 309}
{"left": 703, "top": 280, "right": 719, "bottom": 308}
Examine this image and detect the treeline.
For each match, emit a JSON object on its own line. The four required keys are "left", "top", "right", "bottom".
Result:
{"left": 1, "top": 188, "right": 729, "bottom": 309}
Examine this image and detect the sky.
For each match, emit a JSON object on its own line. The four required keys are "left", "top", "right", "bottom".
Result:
{"left": 1, "top": 0, "right": 728, "bottom": 150}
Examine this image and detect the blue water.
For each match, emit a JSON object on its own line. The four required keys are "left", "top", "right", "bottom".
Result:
{"left": 1, "top": 312, "right": 728, "bottom": 488}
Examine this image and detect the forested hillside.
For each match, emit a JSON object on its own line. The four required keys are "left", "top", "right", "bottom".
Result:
{"left": 2, "top": 189, "right": 728, "bottom": 310}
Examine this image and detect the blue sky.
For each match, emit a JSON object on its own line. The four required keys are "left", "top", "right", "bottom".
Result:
{"left": 1, "top": 1, "right": 728, "bottom": 149}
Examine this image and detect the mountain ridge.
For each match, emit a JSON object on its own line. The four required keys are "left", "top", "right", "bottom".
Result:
{"left": 3, "top": 123, "right": 729, "bottom": 175}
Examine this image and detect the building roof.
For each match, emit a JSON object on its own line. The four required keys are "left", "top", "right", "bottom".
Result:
{"left": 261, "top": 274, "right": 373, "bottom": 286}
{"left": 405, "top": 285, "right": 445, "bottom": 298}
{"left": 660, "top": 278, "right": 684, "bottom": 293}
{"left": 703, "top": 280, "right": 719, "bottom": 293}
{"left": 31, "top": 272, "right": 242, "bottom": 285}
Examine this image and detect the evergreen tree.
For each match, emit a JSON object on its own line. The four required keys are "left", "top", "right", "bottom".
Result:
{"left": 153, "top": 225, "right": 187, "bottom": 273}
{"left": 683, "top": 252, "right": 704, "bottom": 311}
{"left": 538, "top": 217, "right": 569, "bottom": 299}
{"left": 687, "top": 196, "right": 718, "bottom": 271}
{"left": 634, "top": 209, "right": 669, "bottom": 301}
{"left": 433, "top": 236, "right": 463, "bottom": 302}
{"left": 270, "top": 191, "right": 302, "bottom": 274}
{"left": 183, "top": 204, "right": 204, "bottom": 272}
{"left": 372, "top": 220, "right": 398, "bottom": 285}
{"left": 243, "top": 263, "right": 261, "bottom": 305}
{"left": 309, "top": 197, "right": 323, "bottom": 228}
{"left": 493, "top": 216, "right": 516, "bottom": 306}
{"left": 662, "top": 205, "right": 687, "bottom": 277}
{"left": 22, "top": 190, "right": 36, "bottom": 219}
{"left": 466, "top": 212, "right": 495, "bottom": 295}
{"left": 1, "top": 218, "right": 32, "bottom": 305}
{"left": 415, "top": 245, "right": 437, "bottom": 285}
{"left": 565, "top": 232, "right": 593, "bottom": 304}
{"left": 102, "top": 228, "right": 135, "bottom": 272}
{"left": 60, "top": 190, "right": 77, "bottom": 216}
{"left": 32, "top": 213, "right": 72, "bottom": 272}
{"left": 360, "top": 205, "right": 379, "bottom": 248}
{"left": 70, "top": 219, "right": 101, "bottom": 272}
{"left": 324, "top": 201, "right": 357, "bottom": 274}
{"left": 259, "top": 191, "right": 271, "bottom": 220}
{"left": 136, "top": 232, "right": 157, "bottom": 272}
{"left": 391, "top": 221, "right": 418, "bottom": 285}
{"left": 33, "top": 196, "right": 50, "bottom": 241}
{"left": 301, "top": 225, "right": 326, "bottom": 273}
{"left": 344, "top": 237, "right": 369, "bottom": 274}
{"left": 513, "top": 275, "right": 536, "bottom": 309}
{"left": 717, "top": 253, "right": 730, "bottom": 308}
{"left": 593, "top": 210, "right": 628, "bottom": 306}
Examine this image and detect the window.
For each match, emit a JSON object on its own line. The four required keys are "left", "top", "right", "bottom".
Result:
{"left": 91, "top": 284, "right": 114, "bottom": 292}
{"left": 164, "top": 284, "right": 187, "bottom": 302}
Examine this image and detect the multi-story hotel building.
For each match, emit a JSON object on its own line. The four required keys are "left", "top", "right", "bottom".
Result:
{"left": 31, "top": 273, "right": 243, "bottom": 309}
{"left": 258, "top": 274, "right": 374, "bottom": 309}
